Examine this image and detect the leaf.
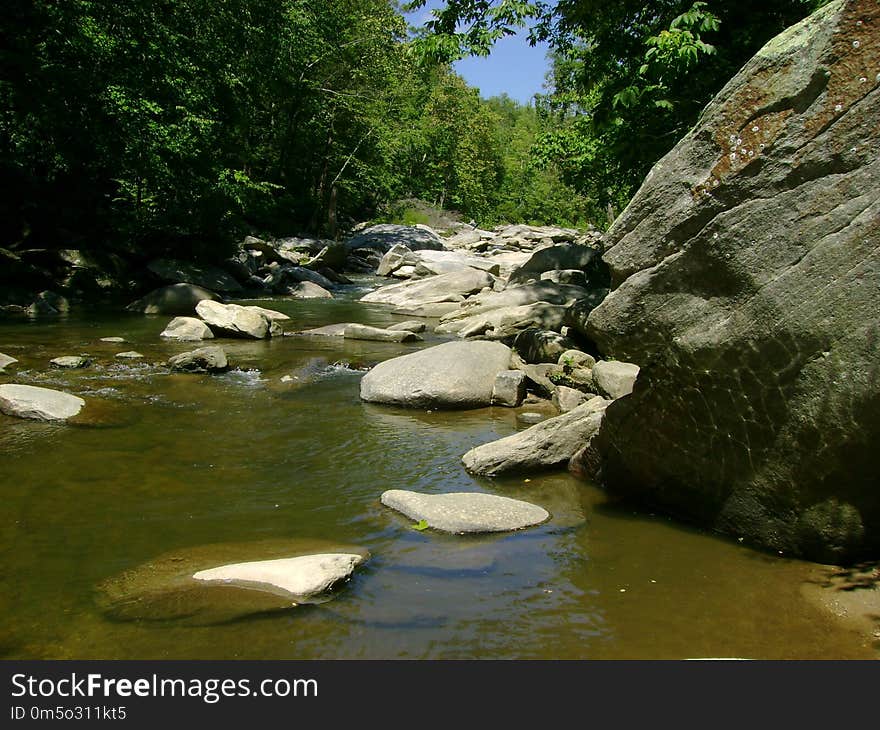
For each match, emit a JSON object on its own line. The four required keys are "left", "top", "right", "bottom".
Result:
{"left": 411, "top": 519, "right": 430, "bottom": 531}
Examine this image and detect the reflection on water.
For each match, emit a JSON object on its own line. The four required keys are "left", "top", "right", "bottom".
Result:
{"left": 0, "top": 294, "right": 873, "bottom": 659}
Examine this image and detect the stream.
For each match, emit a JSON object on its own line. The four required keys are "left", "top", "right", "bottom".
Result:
{"left": 0, "top": 280, "right": 871, "bottom": 659}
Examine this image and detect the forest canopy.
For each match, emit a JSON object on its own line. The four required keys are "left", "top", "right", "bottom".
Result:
{"left": 0, "top": 0, "right": 827, "bottom": 260}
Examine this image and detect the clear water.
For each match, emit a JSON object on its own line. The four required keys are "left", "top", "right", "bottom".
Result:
{"left": 0, "top": 282, "right": 871, "bottom": 659}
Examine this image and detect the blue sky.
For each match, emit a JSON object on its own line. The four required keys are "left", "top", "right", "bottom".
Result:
{"left": 404, "top": 2, "right": 551, "bottom": 105}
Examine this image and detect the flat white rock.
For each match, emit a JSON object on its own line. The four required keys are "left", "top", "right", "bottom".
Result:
{"left": 0, "top": 384, "right": 85, "bottom": 421}
{"left": 193, "top": 553, "right": 364, "bottom": 599}
{"left": 381, "top": 490, "right": 549, "bottom": 533}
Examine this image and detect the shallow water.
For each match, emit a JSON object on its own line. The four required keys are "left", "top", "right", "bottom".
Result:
{"left": 0, "top": 283, "right": 872, "bottom": 659}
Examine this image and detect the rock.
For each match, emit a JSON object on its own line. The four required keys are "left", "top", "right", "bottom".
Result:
{"left": 387, "top": 320, "right": 427, "bottom": 333}
{"left": 558, "top": 349, "right": 596, "bottom": 369}
{"left": 553, "top": 386, "right": 589, "bottom": 413}
{"left": 518, "top": 412, "right": 547, "bottom": 425}
{"left": 513, "top": 328, "right": 578, "bottom": 364}
{"left": 392, "top": 302, "right": 461, "bottom": 318}
{"left": 160, "top": 316, "right": 215, "bottom": 341}
{"left": 297, "top": 323, "right": 349, "bottom": 337}
{"left": 438, "top": 302, "right": 571, "bottom": 341}
{"left": 540, "top": 269, "right": 588, "bottom": 287}
{"left": 346, "top": 224, "right": 445, "bottom": 252}
{"left": 126, "top": 283, "right": 220, "bottom": 316}
{"left": 514, "top": 361, "right": 560, "bottom": 399}
{"left": 193, "top": 554, "right": 364, "bottom": 600}
{"left": 376, "top": 244, "right": 412, "bottom": 276}
{"left": 283, "top": 266, "right": 336, "bottom": 290}
{"left": 195, "top": 300, "right": 277, "bottom": 339}
{"left": 147, "top": 259, "right": 243, "bottom": 293}
{"left": 241, "top": 305, "right": 289, "bottom": 322}
{"left": 591, "top": 360, "right": 640, "bottom": 399}
{"left": 360, "top": 340, "right": 512, "bottom": 409}
{"left": 342, "top": 324, "right": 422, "bottom": 343}
{"left": 381, "top": 490, "right": 549, "bottom": 533}
{"left": 360, "top": 268, "right": 493, "bottom": 308}
{"left": 391, "top": 265, "right": 417, "bottom": 278}
{"left": 508, "top": 243, "right": 608, "bottom": 288}
{"left": 290, "top": 281, "right": 333, "bottom": 299}
{"left": 95, "top": 538, "right": 370, "bottom": 624}
{"left": 491, "top": 370, "right": 527, "bottom": 407}
{"left": 462, "top": 396, "right": 611, "bottom": 476}
{"left": 34, "top": 291, "right": 69, "bottom": 314}
{"left": 50, "top": 355, "right": 90, "bottom": 369}
{"left": 99, "top": 337, "right": 126, "bottom": 343}
{"left": 0, "top": 384, "right": 85, "bottom": 421}
{"left": 585, "top": 0, "right": 880, "bottom": 562}
{"left": 564, "top": 291, "right": 612, "bottom": 340}
{"left": 114, "top": 351, "right": 143, "bottom": 359}
{"left": 167, "top": 346, "right": 229, "bottom": 373}
{"left": 0, "top": 353, "right": 18, "bottom": 370}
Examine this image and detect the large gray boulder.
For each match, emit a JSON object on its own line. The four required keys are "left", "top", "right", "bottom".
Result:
{"left": 126, "top": 283, "right": 220, "bottom": 316}
{"left": 585, "top": 0, "right": 880, "bottom": 562}
{"left": 147, "top": 258, "right": 243, "bottom": 293}
{"left": 0, "top": 384, "right": 85, "bottom": 421}
{"left": 346, "top": 224, "right": 445, "bottom": 252}
{"left": 381, "top": 490, "right": 549, "bottom": 533}
{"left": 195, "top": 300, "right": 281, "bottom": 339}
{"left": 160, "top": 316, "right": 215, "bottom": 341}
{"left": 360, "top": 340, "right": 512, "bottom": 409}
{"left": 360, "top": 268, "right": 493, "bottom": 308}
{"left": 289, "top": 281, "right": 334, "bottom": 299}
{"left": 462, "top": 396, "right": 610, "bottom": 476}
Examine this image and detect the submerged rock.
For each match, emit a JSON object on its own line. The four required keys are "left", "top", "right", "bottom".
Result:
{"left": 126, "top": 283, "right": 220, "bottom": 316}
{"left": 99, "top": 337, "right": 127, "bottom": 344}
{"left": 0, "top": 384, "right": 85, "bottom": 421}
{"left": 462, "top": 396, "right": 610, "bottom": 476}
{"left": 50, "top": 355, "right": 90, "bottom": 369}
{"left": 95, "top": 538, "right": 370, "bottom": 625}
{"left": 114, "top": 351, "right": 143, "bottom": 360}
{"left": 160, "top": 316, "right": 215, "bottom": 341}
{"left": 360, "top": 340, "right": 512, "bottom": 409}
{"left": 381, "top": 489, "right": 549, "bottom": 533}
{"left": 585, "top": 0, "right": 880, "bottom": 562}
{"left": 167, "top": 346, "right": 229, "bottom": 373}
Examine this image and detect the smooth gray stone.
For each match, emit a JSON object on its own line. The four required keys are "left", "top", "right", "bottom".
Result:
{"left": 491, "top": 370, "right": 526, "bottom": 407}
{"left": 193, "top": 553, "right": 364, "bottom": 600}
{"left": 360, "top": 340, "right": 512, "bottom": 409}
{"left": 0, "top": 384, "right": 85, "bottom": 421}
{"left": 160, "top": 316, "right": 215, "bottom": 341}
{"left": 387, "top": 320, "right": 427, "bottom": 333}
{"left": 462, "top": 396, "right": 610, "bottom": 476}
{"left": 381, "top": 489, "right": 549, "bottom": 533}
{"left": 167, "top": 346, "right": 229, "bottom": 373}
{"left": 114, "top": 351, "right": 144, "bottom": 359}
{"left": 0, "top": 353, "right": 18, "bottom": 370}
{"left": 591, "top": 360, "right": 640, "bottom": 399}
{"left": 343, "top": 324, "right": 422, "bottom": 343}
{"left": 50, "top": 355, "right": 90, "bottom": 369}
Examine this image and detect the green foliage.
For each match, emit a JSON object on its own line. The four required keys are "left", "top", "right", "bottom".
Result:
{"left": 411, "top": 519, "right": 430, "bottom": 531}
{"left": 410, "top": 1, "right": 826, "bottom": 220}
